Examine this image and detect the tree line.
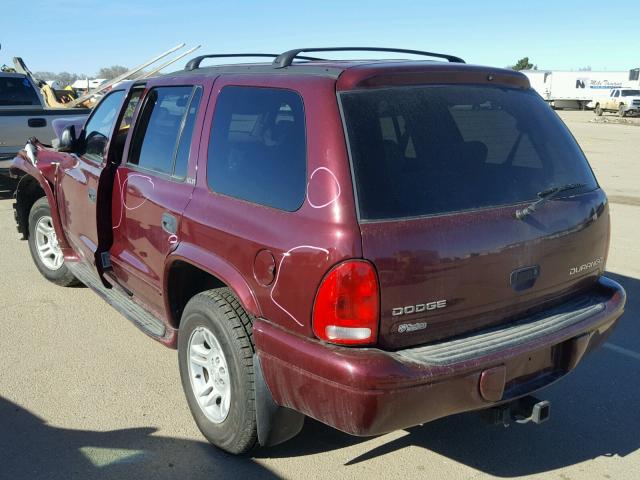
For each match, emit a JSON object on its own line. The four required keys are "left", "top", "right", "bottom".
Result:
{"left": 33, "top": 66, "right": 129, "bottom": 86}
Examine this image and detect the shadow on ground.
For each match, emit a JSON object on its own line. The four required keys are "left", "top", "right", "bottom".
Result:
{"left": 259, "top": 271, "right": 640, "bottom": 477}
{"left": 0, "top": 396, "right": 279, "bottom": 480}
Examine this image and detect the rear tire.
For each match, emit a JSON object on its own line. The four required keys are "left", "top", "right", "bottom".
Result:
{"left": 178, "top": 288, "right": 257, "bottom": 454}
{"left": 27, "top": 197, "right": 79, "bottom": 287}
{"left": 618, "top": 104, "right": 627, "bottom": 117}
{"left": 595, "top": 104, "right": 603, "bottom": 116}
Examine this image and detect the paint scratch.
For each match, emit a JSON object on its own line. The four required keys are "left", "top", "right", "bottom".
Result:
{"left": 113, "top": 171, "right": 155, "bottom": 229}
{"left": 306, "top": 167, "right": 341, "bottom": 209}
{"left": 270, "top": 245, "right": 330, "bottom": 326}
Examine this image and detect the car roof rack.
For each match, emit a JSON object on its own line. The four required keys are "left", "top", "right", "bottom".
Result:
{"left": 272, "top": 47, "right": 465, "bottom": 69}
{"left": 185, "top": 53, "right": 326, "bottom": 71}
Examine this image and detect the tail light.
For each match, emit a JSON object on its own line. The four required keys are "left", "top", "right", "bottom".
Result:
{"left": 312, "top": 260, "right": 379, "bottom": 345}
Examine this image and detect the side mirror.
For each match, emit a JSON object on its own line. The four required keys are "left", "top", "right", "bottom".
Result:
{"left": 58, "top": 125, "right": 77, "bottom": 152}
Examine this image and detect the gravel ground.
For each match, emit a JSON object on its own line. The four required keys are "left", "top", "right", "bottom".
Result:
{"left": 0, "top": 110, "right": 638, "bottom": 479}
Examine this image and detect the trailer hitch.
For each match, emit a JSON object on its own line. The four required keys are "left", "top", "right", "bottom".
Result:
{"left": 481, "top": 395, "right": 551, "bottom": 427}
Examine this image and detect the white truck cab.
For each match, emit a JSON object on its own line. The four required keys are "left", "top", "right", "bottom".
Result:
{"left": 594, "top": 88, "right": 640, "bottom": 117}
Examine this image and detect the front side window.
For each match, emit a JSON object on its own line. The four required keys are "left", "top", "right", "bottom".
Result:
{"left": 128, "top": 86, "right": 200, "bottom": 176}
{"left": 622, "top": 90, "right": 640, "bottom": 97}
{"left": 341, "top": 85, "right": 598, "bottom": 220}
{"left": 207, "top": 86, "right": 306, "bottom": 211}
{"left": 83, "top": 90, "right": 126, "bottom": 161}
{"left": 0, "top": 76, "right": 40, "bottom": 106}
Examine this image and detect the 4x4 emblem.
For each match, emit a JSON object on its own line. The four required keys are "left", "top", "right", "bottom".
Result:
{"left": 397, "top": 322, "right": 428, "bottom": 333}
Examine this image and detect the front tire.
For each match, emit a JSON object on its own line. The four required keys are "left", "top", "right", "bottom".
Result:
{"left": 27, "top": 197, "right": 78, "bottom": 286}
{"left": 178, "top": 288, "right": 257, "bottom": 454}
{"left": 595, "top": 104, "right": 603, "bottom": 116}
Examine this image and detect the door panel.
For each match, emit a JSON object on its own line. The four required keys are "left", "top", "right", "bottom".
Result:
{"left": 58, "top": 90, "right": 126, "bottom": 265}
{"left": 110, "top": 167, "right": 193, "bottom": 314}
{"left": 58, "top": 156, "right": 102, "bottom": 261}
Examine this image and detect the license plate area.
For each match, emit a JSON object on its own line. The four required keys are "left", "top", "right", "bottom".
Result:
{"left": 503, "top": 346, "right": 558, "bottom": 397}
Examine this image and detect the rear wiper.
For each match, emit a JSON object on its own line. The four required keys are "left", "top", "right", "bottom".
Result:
{"left": 515, "top": 183, "right": 585, "bottom": 220}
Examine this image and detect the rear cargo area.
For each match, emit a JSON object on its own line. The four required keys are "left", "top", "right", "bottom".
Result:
{"left": 340, "top": 84, "right": 608, "bottom": 348}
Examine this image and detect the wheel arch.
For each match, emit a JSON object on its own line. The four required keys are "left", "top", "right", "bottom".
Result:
{"left": 164, "top": 244, "right": 262, "bottom": 329}
{"left": 12, "top": 157, "right": 74, "bottom": 253}
{"left": 14, "top": 174, "right": 48, "bottom": 240}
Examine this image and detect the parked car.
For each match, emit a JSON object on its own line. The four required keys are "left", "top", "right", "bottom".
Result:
{"left": 0, "top": 72, "right": 89, "bottom": 176}
{"left": 594, "top": 88, "right": 640, "bottom": 116}
{"left": 10, "top": 47, "right": 626, "bottom": 455}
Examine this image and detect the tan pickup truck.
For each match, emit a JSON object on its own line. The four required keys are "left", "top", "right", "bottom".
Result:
{"left": 594, "top": 88, "right": 640, "bottom": 117}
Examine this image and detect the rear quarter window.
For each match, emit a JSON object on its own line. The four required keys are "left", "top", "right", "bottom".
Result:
{"left": 207, "top": 86, "right": 306, "bottom": 212}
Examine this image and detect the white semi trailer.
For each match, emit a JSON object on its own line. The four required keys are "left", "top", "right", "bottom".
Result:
{"left": 522, "top": 68, "right": 639, "bottom": 109}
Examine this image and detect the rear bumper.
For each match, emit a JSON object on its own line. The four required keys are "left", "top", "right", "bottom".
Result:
{"left": 254, "top": 276, "right": 625, "bottom": 436}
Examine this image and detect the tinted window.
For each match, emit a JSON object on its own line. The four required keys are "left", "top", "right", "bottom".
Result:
{"left": 0, "top": 76, "right": 40, "bottom": 106}
{"left": 83, "top": 90, "right": 125, "bottom": 161}
{"left": 173, "top": 87, "right": 203, "bottom": 178}
{"left": 341, "top": 85, "right": 598, "bottom": 220}
{"left": 129, "top": 86, "right": 193, "bottom": 175}
{"left": 111, "top": 87, "right": 144, "bottom": 164}
{"left": 207, "top": 86, "right": 306, "bottom": 211}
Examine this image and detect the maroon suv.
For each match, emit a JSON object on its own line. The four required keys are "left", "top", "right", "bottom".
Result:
{"left": 10, "top": 47, "right": 626, "bottom": 454}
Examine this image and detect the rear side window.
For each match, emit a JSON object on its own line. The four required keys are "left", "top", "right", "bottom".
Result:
{"left": 207, "top": 86, "right": 306, "bottom": 211}
{"left": 173, "top": 88, "right": 203, "bottom": 178}
{"left": 111, "top": 87, "right": 144, "bottom": 164}
{"left": 129, "top": 86, "right": 201, "bottom": 177}
{"left": 340, "top": 85, "right": 598, "bottom": 220}
{"left": 0, "top": 76, "right": 40, "bottom": 106}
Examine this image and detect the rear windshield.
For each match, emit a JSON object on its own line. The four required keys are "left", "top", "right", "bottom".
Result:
{"left": 0, "top": 76, "right": 40, "bottom": 106}
{"left": 340, "top": 85, "right": 598, "bottom": 220}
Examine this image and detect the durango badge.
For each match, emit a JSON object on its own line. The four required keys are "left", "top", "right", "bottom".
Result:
{"left": 569, "top": 257, "right": 603, "bottom": 276}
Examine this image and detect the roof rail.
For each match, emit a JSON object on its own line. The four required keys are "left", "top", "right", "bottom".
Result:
{"left": 185, "top": 53, "right": 325, "bottom": 71}
{"left": 273, "top": 47, "right": 465, "bottom": 69}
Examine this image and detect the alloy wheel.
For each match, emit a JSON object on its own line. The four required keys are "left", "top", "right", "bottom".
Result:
{"left": 187, "top": 326, "right": 231, "bottom": 423}
{"left": 34, "top": 215, "right": 64, "bottom": 270}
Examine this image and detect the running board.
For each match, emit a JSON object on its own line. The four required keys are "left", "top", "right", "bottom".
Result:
{"left": 67, "top": 261, "right": 166, "bottom": 338}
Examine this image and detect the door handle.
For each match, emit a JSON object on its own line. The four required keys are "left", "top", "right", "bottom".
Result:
{"left": 161, "top": 212, "right": 178, "bottom": 235}
{"left": 88, "top": 188, "right": 97, "bottom": 203}
{"left": 28, "top": 118, "right": 47, "bottom": 128}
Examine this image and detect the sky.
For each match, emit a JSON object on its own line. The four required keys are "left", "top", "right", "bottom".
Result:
{"left": 1, "top": 0, "right": 638, "bottom": 76}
